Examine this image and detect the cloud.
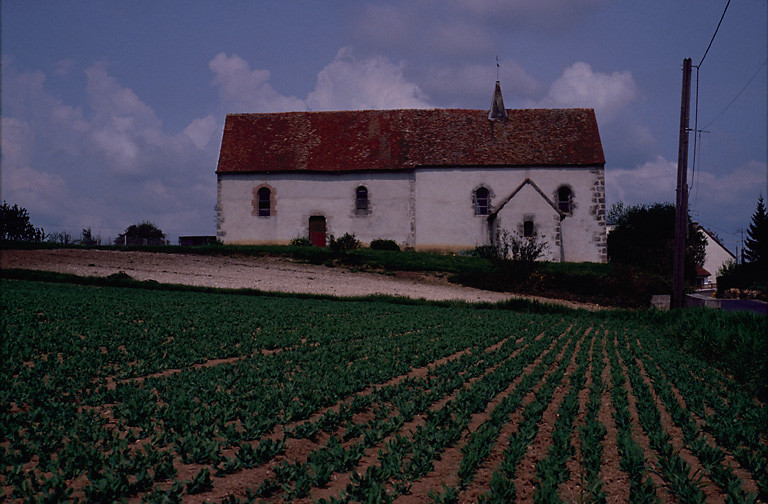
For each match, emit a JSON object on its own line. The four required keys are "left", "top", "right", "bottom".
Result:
{"left": 1, "top": 59, "right": 218, "bottom": 239}
{"left": 533, "top": 62, "right": 638, "bottom": 123}
{"left": 209, "top": 52, "right": 305, "bottom": 113}
{"left": 690, "top": 161, "right": 766, "bottom": 207}
{"left": 606, "top": 157, "right": 767, "bottom": 234}
{"left": 54, "top": 59, "right": 75, "bottom": 77}
{"left": 451, "top": 0, "right": 607, "bottom": 27}
{"left": 423, "top": 20, "right": 493, "bottom": 58}
{"left": 352, "top": 3, "right": 420, "bottom": 52}
{"left": 1, "top": 117, "right": 34, "bottom": 167}
{"left": 86, "top": 62, "right": 161, "bottom": 130}
{"left": 2, "top": 165, "right": 73, "bottom": 226}
{"left": 422, "top": 60, "right": 542, "bottom": 107}
{"left": 354, "top": 0, "right": 607, "bottom": 60}
{"left": 3, "top": 49, "right": 432, "bottom": 240}
{"left": 183, "top": 115, "right": 220, "bottom": 150}
{"left": 606, "top": 156, "right": 676, "bottom": 206}
{"left": 306, "top": 48, "right": 431, "bottom": 110}
{"left": 209, "top": 49, "right": 432, "bottom": 112}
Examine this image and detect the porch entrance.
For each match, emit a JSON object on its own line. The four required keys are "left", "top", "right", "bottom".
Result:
{"left": 309, "top": 216, "right": 327, "bottom": 247}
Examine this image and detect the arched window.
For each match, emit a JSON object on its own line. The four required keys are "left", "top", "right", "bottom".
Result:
{"left": 475, "top": 187, "right": 490, "bottom": 215}
{"left": 523, "top": 218, "right": 535, "bottom": 238}
{"left": 355, "top": 186, "right": 369, "bottom": 215}
{"left": 257, "top": 187, "right": 271, "bottom": 217}
{"left": 557, "top": 186, "right": 573, "bottom": 214}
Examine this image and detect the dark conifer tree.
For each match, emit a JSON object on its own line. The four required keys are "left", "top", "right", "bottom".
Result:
{"left": 743, "top": 195, "right": 767, "bottom": 269}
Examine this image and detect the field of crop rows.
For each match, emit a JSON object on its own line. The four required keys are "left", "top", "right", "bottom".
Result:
{"left": 2, "top": 279, "right": 767, "bottom": 503}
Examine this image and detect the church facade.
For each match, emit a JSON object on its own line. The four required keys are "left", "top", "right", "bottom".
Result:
{"left": 215, "top": 85, "right": 607, "bottom": 262}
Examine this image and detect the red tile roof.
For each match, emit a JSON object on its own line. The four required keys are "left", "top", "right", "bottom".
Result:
{"left": 216, "top": 108, "right": 605, "bottom": 174}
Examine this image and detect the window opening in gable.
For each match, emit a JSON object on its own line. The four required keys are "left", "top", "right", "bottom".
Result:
{"left": 355, "top": 186, "right": 369, "bottom": 215}
{"left": 523, "top": 218, "right": 535, "bottom": 238}
{"left": 475, "top": 187, "right": 490, "bottom": 215}
{"left": 557, "top": 186, "right": 573, "bottom": 214}
{"left": 257, "top": 187, "right": 271, "bottom": 217}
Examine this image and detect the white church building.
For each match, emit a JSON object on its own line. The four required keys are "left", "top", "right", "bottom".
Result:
{"left": 215, "top": 84, "right": 608, "bottom": 263}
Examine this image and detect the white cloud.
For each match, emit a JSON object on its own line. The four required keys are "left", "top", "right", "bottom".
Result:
{"left": 86, "top": 62, "right": 161, "bottom": 130}
{"left": 209, "top": 52, "right": 305, "bottom": 113}
{"left": 606, "top": 157, "right": 767, "bottom": 232}
{"left": 183, "top": 115, "right": 220, "bottom": 150}
{"left": 691, "top": 161, "right": 766, "bottom": 206}
{"left": 533, "top": 62, "right": 638, "bottom": 123}
{"left": 606, "top": 156, "right": 676, "bottom": 205}
{"left": 1, "top": 59, "right": 218, "bottom": 239}
{"left": 1, "top": 117, "right": 34, "bottom": 167}
{"left": 3, "top": 165, "right": 72, "bottom": 222}
{"left": 209, "top": 49, "right": 431, "bottom": 113}
{"left": 306, "top": 48, "right": 431, "bottom": 110}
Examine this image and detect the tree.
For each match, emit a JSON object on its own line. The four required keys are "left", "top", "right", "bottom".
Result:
{"left": 0, "top": 201, "right": 45, "bottom": 242}
{"left": 607, "top": 202, "right": 706, "bottom": 283}
{"left": 47, "top": 231, "right": 74, "bottom": 244}
{"left": 606, "top": 201, "right": 625, "bottom": 225}
{"left": 79, "top": 227, "right": 100, "bottom": 246}
{"left": 115, "top": 221, "right": 166, "bottom": 246}
{"left": 743, "top": 195, "right": 767, "bottom": 267}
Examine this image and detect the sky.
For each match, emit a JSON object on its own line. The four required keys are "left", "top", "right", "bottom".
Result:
{"left": 2, "top": 1, "right": 766, "bottom": 255}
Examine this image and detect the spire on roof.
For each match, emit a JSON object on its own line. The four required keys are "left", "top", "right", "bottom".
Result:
{"left": 488, "top": 80, "right": 508, "bottom": 122}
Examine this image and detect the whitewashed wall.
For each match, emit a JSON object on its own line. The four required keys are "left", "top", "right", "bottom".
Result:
{"left": 217, "top": 172, "right": 413, "bottom": 246}
{"left": 702, "top": 231, "right": 736, "bottom": 283}
{"left": 413, "top": 167, "right": 606, "bottom": 261}
{"left": 217, "top": 166, "right": 607, "bottom": 262}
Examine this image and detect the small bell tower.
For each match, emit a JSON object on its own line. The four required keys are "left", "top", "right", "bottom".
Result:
{"left": 488, "top": 80, "right": 508, "bottom": 122}
{"left": 488, "top": 58, "right": 508, "bottom": 122}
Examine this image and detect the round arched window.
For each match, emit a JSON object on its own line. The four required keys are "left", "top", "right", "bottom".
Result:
{"left": 257, "top": 187, "right": 271, "bottom": 216}
{"left": 557, "top": 186, "right": 573, "bottom": 214}
{"left": 475, "top": 187, "right": 490, "bottom": 215}
{"left": 355, "top": 186, "right": 369, "bottom": 214}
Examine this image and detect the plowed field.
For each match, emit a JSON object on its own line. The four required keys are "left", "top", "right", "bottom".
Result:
{"left": 2, "top": 279, "right": 766, "bottom": 504}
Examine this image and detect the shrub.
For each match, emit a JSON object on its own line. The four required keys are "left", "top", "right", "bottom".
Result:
{"left": 716, "top": 261, "right": 767, "bottom": 298}
{"left": 370, "top": 239, "right": 400, "bottom": 251}
{"left": 471, "top": 245, "right": 496, "bottom": 259}
{"left": 290, "top": 236, "right": 312, "bottom": 247}
{"left": 329, "top": 233, "right": 360, "bottom": 256}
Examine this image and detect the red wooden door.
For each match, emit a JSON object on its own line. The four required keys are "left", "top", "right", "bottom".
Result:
{"left": 309, "top": 216, "right": 326, "bottom": 247}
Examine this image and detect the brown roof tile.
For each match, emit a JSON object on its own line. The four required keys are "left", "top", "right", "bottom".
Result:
{"left": 216, "top": 108, "right": 605, "bottom": 174}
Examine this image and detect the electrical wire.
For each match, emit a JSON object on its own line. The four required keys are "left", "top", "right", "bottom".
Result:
{"left": 698, "top": 0, "right": 731, "bottom": 67}
{"left": 703, "top": 58, "right": 767, "bottom": 130}
{"left": 690, "top": 67, "right": 700, "bottom": 202}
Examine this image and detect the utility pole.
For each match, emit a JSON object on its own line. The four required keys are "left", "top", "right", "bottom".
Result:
{"left": 672, "top": 58, "right": 692, "bottom": 309}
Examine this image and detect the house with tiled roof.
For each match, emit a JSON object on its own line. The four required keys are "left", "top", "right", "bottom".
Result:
{"left": 215, "top": 83, "right": 607, "bottom": 262}
{"left": 695, "top": 224, "right": 737, "bottom": 289}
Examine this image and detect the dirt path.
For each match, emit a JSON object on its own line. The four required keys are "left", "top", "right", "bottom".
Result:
{"left": 0, "top": 248, "right": 599, "bottom": 309}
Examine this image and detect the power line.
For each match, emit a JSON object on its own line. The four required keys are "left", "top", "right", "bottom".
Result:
{"left": 698, "top": 0, "right": 731, "bottom": 67}
{"left": 691, "top": 67, "right": 700, "bottom": 202}
{"left": 703, "top": 58, "right": 767, "bottom": 129}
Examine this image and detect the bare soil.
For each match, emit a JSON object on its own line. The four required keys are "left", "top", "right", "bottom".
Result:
{"left": 0, "top": 248, "right": 598, "bottom": 309}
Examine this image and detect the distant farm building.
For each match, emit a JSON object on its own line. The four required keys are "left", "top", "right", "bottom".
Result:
{"left": 215, "top": 83, "right": 608, "bottom": 262}
{"left": 696, "top": 225, "right": 737, "bottom": 289}
{"left": 178, "top": 235, "right": 217, "bottom": 247}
